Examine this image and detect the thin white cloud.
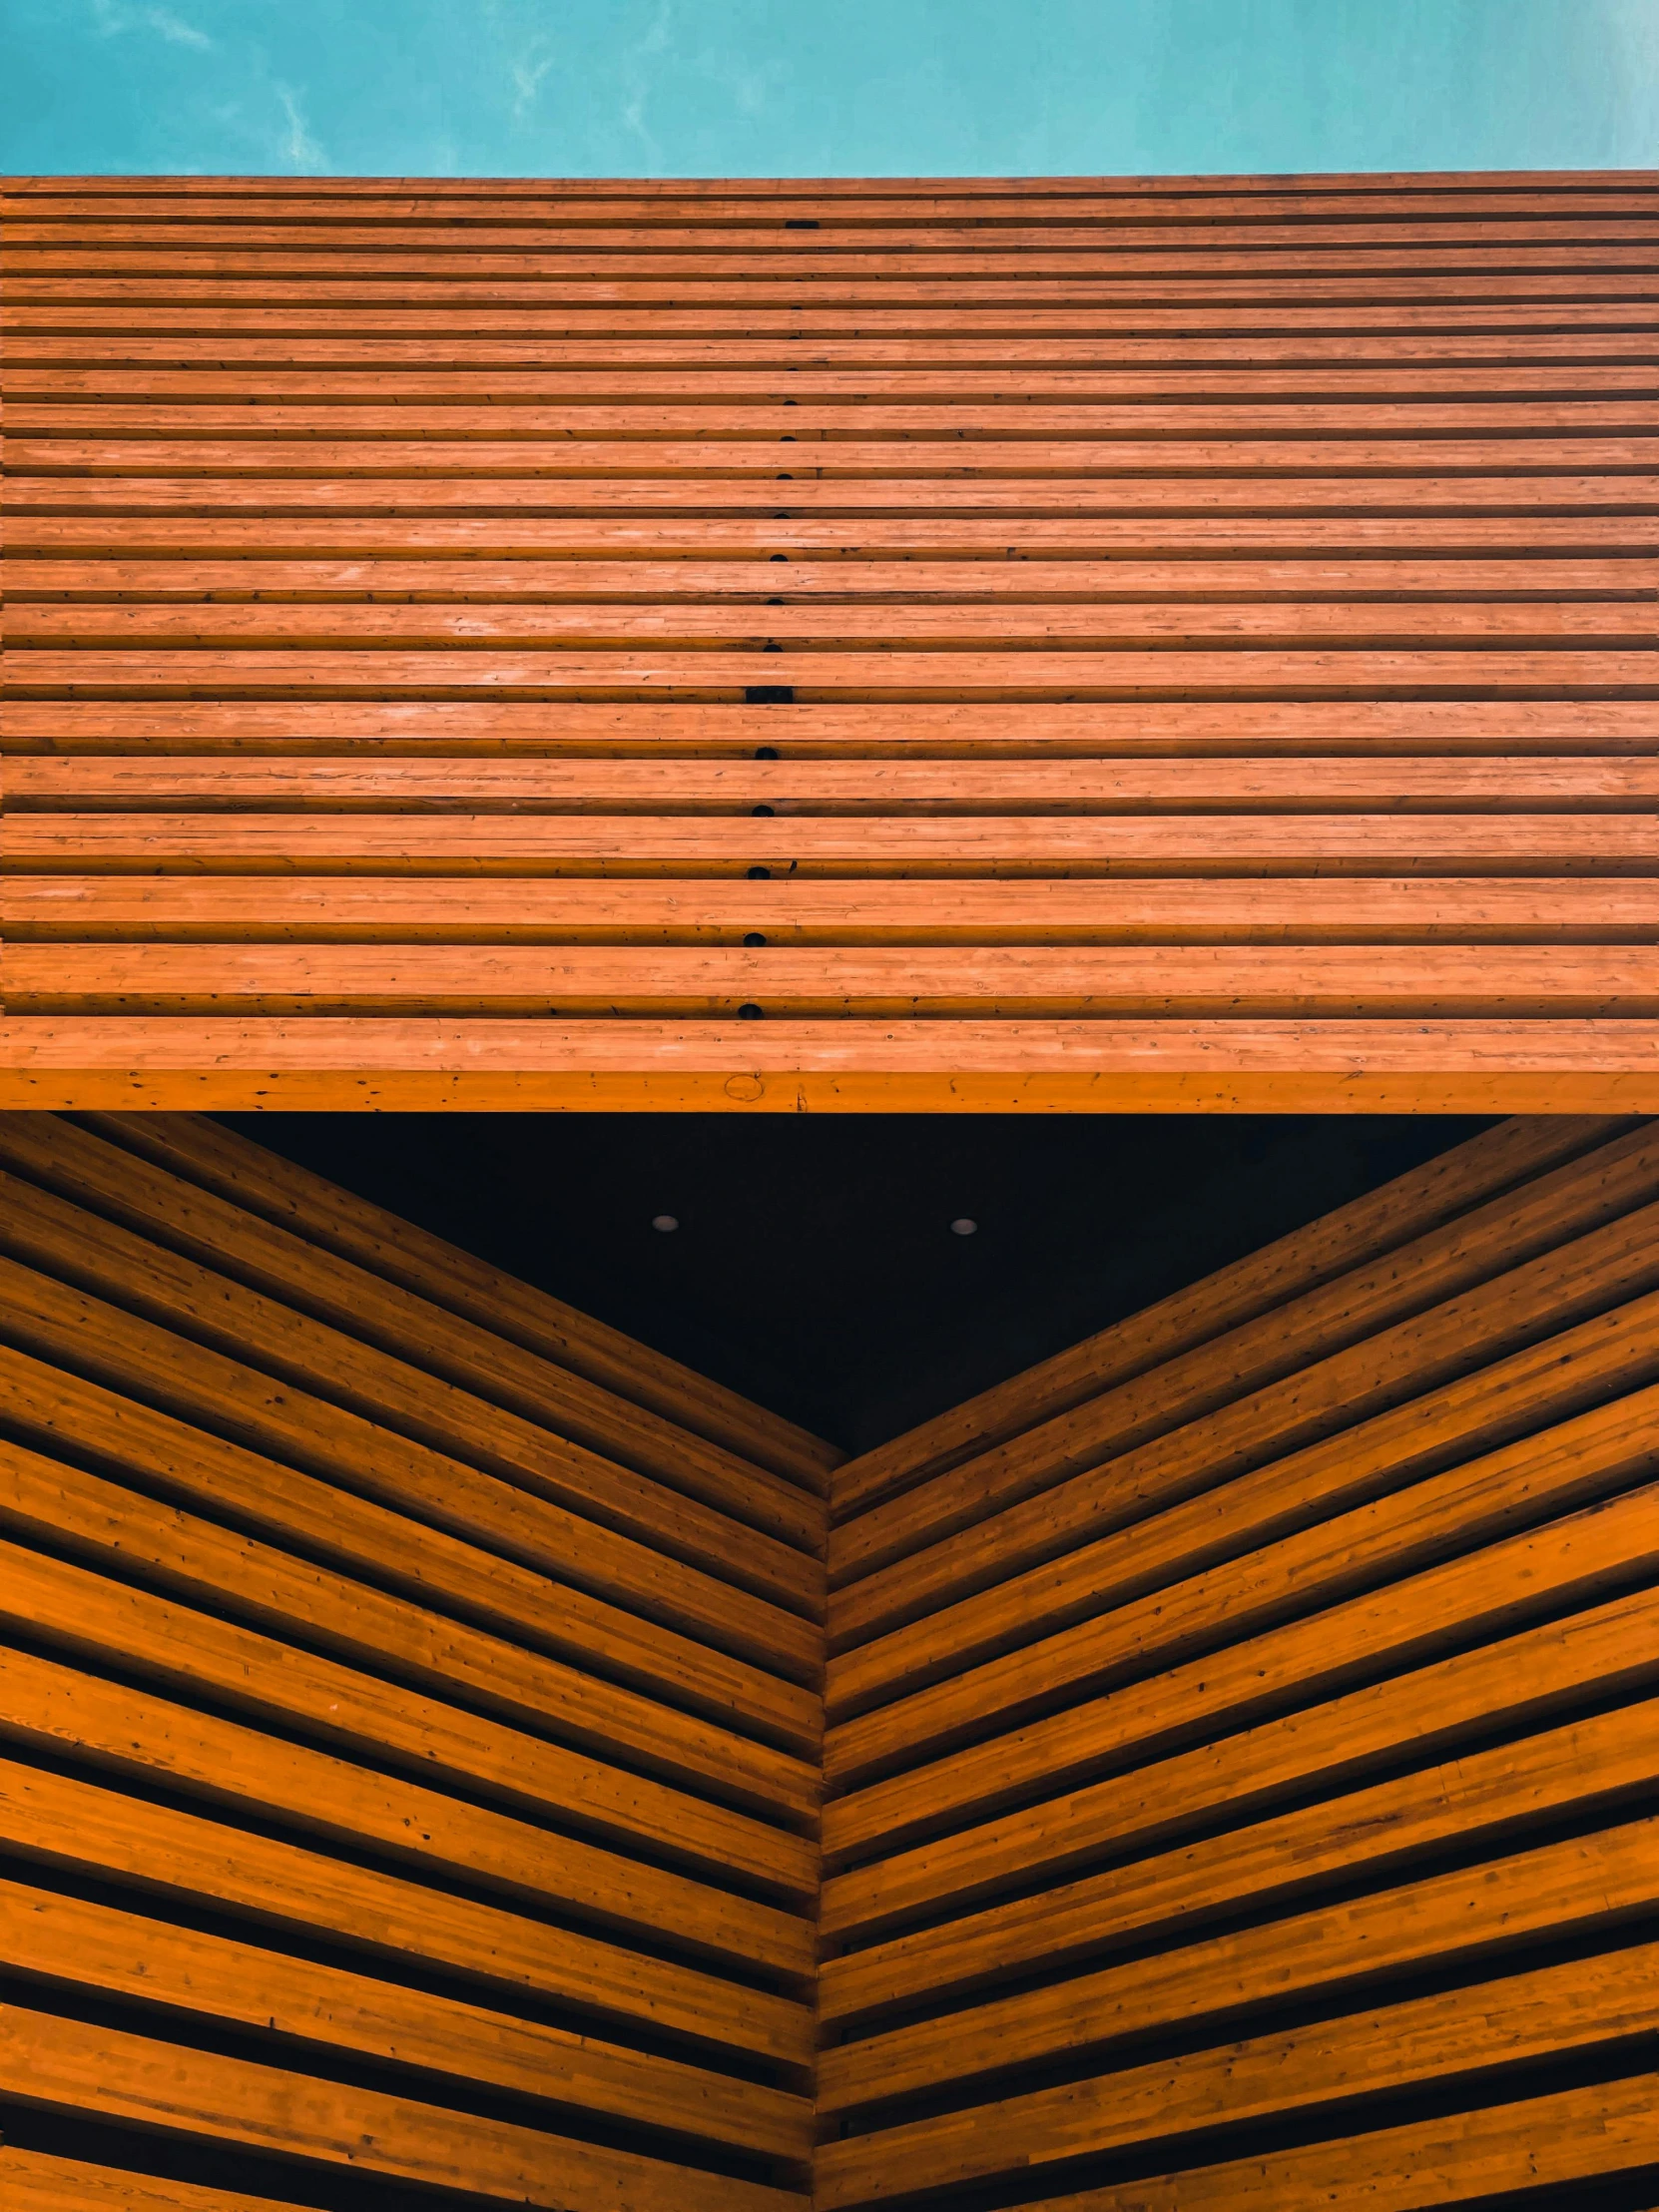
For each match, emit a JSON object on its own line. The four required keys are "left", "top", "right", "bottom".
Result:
{"left": 276, "top": 83, "right": 326, "bottom": 169}
{"left": 620, "top": 0, "right": 673, "bottom": 158}
{"left": 91, "top": 0, "right": 215, "bottom": 48}
{"left": 511, "top": 36, "right": 556, "bottom": 120}
{"left": 145, "top": 5, "right": 213, "bottom": 46}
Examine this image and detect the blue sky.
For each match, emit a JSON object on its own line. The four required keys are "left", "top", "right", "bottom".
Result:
{"left": 3, "top": 0, "right": 1656, "bottom": 178}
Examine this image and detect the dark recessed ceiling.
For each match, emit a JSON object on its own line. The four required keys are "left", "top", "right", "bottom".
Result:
{"left": 223, "top": 1112, "right": 1494, "bottom": 1455}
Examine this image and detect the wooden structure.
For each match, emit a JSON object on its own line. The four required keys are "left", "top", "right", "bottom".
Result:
{"left": 0, "top": 1107, "right": 1656, "bottom": 2207}
{"left": 4, "top": 168, "right": 1659, "bottom": 1109}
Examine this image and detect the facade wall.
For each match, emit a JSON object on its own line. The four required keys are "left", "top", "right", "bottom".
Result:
{"left": 818, "top": 1113, "right": 1659, "bottom": 2208}
{"left": 1, "top": 1110, "right": 1656, "bottom": 2208}
{"left": 5, "top": 169, "right": 1659, "bottom": 1112}
{"left": 0, "top": 1112, "right": 831, "bottom": 2210}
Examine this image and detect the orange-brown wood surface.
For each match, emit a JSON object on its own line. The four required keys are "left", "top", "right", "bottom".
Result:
{"left": 0, "top": 1112, "right": 828, "bottom": 2207}
{"left": 4, "top": 169, "right": 1658, "bottom": 1109}
{"left": 816, "top": 1111, "right": 1659, "bottom": 2210}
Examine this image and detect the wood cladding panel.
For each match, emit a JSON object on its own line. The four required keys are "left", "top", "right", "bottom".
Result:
{"left": 0, "top": 1114, "right": 826, "bottom": 2207}
{"left": 4, "top": 170, "right": 1658, "bottom": 1110}
{"left": 0, "top": 1113, "right": 1654, "bottom": 2207}
{"left": 818, "top": 1113, "right": 1659, "bottom": 2209}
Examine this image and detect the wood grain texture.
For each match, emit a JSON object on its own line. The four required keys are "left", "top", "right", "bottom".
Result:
{"left": 818, "top": 1114, "right": 1659, "bottom": 2206}
{"left": 4, "top": 167, "right": 1657, "bottom": 1106}
{"left": 0, "top": 1115, "right": 830, "bottom": 2201}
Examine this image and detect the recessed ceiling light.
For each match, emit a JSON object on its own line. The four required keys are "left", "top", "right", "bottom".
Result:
{"left": 652, "top": 1214, "right": 680, "bottom": 1234}
{"left": 950, "top": 1217, "right": 978, "bottom": 1237}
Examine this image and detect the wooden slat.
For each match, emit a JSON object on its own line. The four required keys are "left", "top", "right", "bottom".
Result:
{"left": 11, "top": 876, "right": 1659, "bottom": 943}
{"left": 9, "top": 698, "right": 1659, "bottom": 757}
{"left": 19, "top": 401, "right": 1659, "bottom": 437}
{"left": 19, "top": 943, "right": 1659, "bottom": 1017}
{"left": 17, "top": 432, "right": 1659, "bottom": 473}
{"left": 15, "top": 757, "right": 1659, "bottom": 809}
{"left": 13, "top": 531, "right": 1659, "bottom": 580}
{"left": 3, "top": 2147, "right": 299, "bottom": 2212}
{"left": 17, "top": 218, "right": 1659, "bottom": 250}
{"left": 14, "top": 473, "right": 1655, "bottom": 517}
{"left": 5, "top": 1017, "right": 1659, "bottom": 1115}
{"left": 13, "top": 814, "right": 1658, "bottom": 872}
{"left": 0, "top": 2006, "right": 806, "bottom": 2212}
{"left": 11, "top": 557, "right": 1659, "bottom": 605}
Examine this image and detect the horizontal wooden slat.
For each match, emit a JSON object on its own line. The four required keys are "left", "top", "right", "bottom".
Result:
{"left": 17, "top": 366, "right": 1659, "bottom": 398}
{"left": 17, "top": 218, "right": 1659, "bottom": 251}
{"left": 13, "top": 815, "right": 1657, "bottom": 873}
{"left": 18, "top": 433, "right": 1659, "bottom": 474}
{"left": 4, "top": 1017, "right": 1658, "bottom": 1115}
{"left": 17, "top": 943, "right": 1659, "bottom": 1017}
{"left": 19, "top": 399, "right": 1659, "bottom": 436}
{"left": 14, "top": 651, "right": 1659, "bottom": 709}
{"left": 17, "top": 331, "right": 1656, "bottom": 367}
{"left": 10, "top": 877, "right": 1659, "bottom": 944}
{"left": 12, "top": 602, "right": 1659, "bottom": 649}
{"left": 11, "top": 698, "right": 1657, "bottom": 755}
{"left": 13, "top": 304, "right": 1655, "bottom": 339}
{"left": 15, "top": 472, "right": 1655, "bottom": 516}
{"left": 0, "top": 2006, "right": 806, "bottom": 2212}
{"left": 15, "top": 757, "right": 1659, "bottom": 809}
{"left": 11, "top": 555, "right": 1659, "bottom": 600}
